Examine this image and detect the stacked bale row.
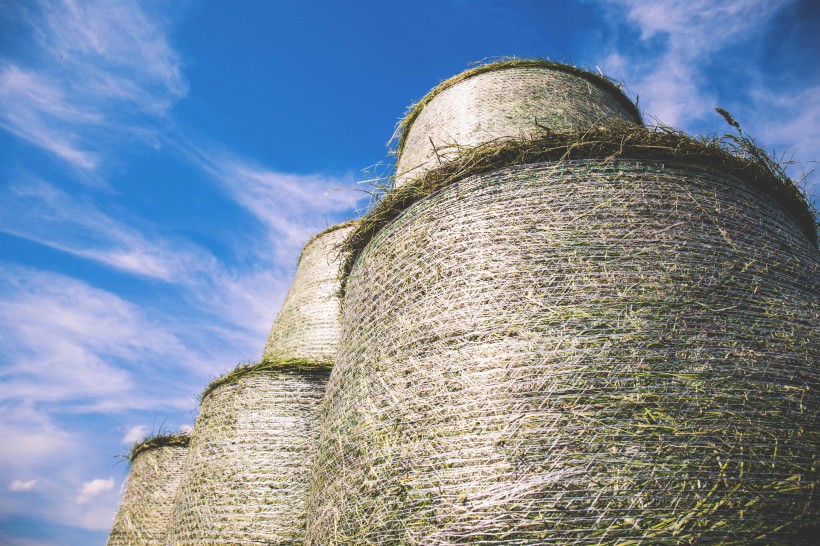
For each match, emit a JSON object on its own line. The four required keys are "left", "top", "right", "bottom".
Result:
{"left": 306, "top": 62, "right": 819, "bottom": 544}
{"left": 164, "top": 221, "right": 354, "bottom": 545}
{"left": 107, "top": 434, "right": 189, "bottom": 546}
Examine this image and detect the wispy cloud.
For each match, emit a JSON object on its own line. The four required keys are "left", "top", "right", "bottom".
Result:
{"left": 0, "top": 402, "right": 75, "bottom": 480}
{"left": 590, "top": 0, "right": 819, "bottom": 198}
{"left": 0, "top": 178, "right": 218, "bottom": 282}
{"left": 0, "top": 263, "right": 193, "bottom": 408}
{"left": 8, "top": 480, "right": 38, "bottom": 492}
{"left": 0, "top": 0, "right": 186, "bottom": 171}
{"left": 121, "top": 425, "right": 148, "bottom": 446}
{"left": 178, "top": 140, "right": 366, "bottom": 261}
{"left": 0, "top": 174, "right": 296, "bottom": 355}
{"left": 73, "top": 478, "right": 114, "bottom": 505}
{"left": 596, "top": 0, "right": 792, "bottom": 126}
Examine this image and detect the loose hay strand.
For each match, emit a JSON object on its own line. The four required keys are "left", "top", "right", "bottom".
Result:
{"left": 128, "top": 432, "right": 190, "bottom": 463}
{"left": 342, "top": 123, "right": 818, "bottom": 297}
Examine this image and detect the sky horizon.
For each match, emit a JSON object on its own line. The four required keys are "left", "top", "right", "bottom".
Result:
{"left": 1, "top": 1, "right": 819, "bottom": 544}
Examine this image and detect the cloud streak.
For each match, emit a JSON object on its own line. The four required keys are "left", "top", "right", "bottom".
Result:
{"left": 597, "top": 0, "right": 792, "bottom": 126}
{"left": 8, "top": 480, "right": 38, "bottom": 492}
{"left": 0, "top": 0, "right": 187, "bottom": 171}
{"left": 0, "top": 263, "right": 194, "bottom": 409}
{"left": 178, "top": 140, "right": 367, "bottom": 260}
{"left": 73, "top": 478, "right": 114, "bottom": 505}
{"left": 0, "top": 178, "right": 218, "bottom": 282}
{"left": 591, "top": 0, "right": 819, "bottom": 199}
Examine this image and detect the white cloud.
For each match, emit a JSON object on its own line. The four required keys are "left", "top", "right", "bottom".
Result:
{"left": 595, "top": 0, "right": 793, "bottom": 127}
{"left": 590, "top": 0, "right": 818, "bottom": 202}
{"left": 73, "top": 477, "right": 114, "bottom": 505}
{"left": 0, "top": 178, "right": 218, "bottom": 282}
{"left": 745, "top": 84, "right": 820, "bottom": 199}
{"left": 0, "top": 67, "right": 102, "bottom": 170}
{"left": 0, "top": 403, "right": 75, "bottom": 471}
{"left": 8, "top": 480, "right": 38, "bottom": 492}
{"left": 178, "top": 140, "right": 366, "bottom": 260}
{"left": 0, "top": 263, "right": 194, "bottom": 409}
{"left": 180, "top": 424, "right": 194, "bottom": 433}
{"left": 0, "top": 0, "right": 187, "bottom": 170}
{"left": 121, "top": 425, "right": 148, "bottom": 446}
{"left": 608, "top": 0, "right": 790, "bottom": 52}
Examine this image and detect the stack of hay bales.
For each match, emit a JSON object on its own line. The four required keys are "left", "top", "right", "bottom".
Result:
{"left": 107, "top": 434, "right": 189, "bottom": 546}
{"left": 164, "top": 221, "right": 354, "bottom": 545}
{"left": 305, "top": 61, "right": 819, "bottom": 544}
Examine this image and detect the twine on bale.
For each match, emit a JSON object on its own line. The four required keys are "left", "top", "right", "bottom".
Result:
{"left": 306, "top": 130, "right": 819, "bottom": 543}
{"left": 106, "top": 433, "right": 189, "bottom": 546}
{"left": 164, "top": 358, "right": 330, "bottom": 545}
{"left": 393, "top": 59, "right": 642, "bottom": 186}
{"left": 263, "top": 220, "right": 357, "bottom": 364}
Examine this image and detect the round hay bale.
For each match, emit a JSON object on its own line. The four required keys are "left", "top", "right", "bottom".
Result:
{"left": 394, "top": 59, "right": 642, "bottom": 186}
{"left": 164, "top": 360, "right": 330, "bottom": 545}
{"left": 106, "top": 434, "right": 189, "bottom": 546}
{"left": 263, "top": 221, "right": 357, "bottom": 364}
{"left": 306, "top": 135, "right": 819, "bottom": 543}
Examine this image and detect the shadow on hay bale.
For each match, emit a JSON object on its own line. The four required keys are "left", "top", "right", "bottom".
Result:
{"left": 263, "top": 220, "right": 358, "bottom": 364}
{"left": 393, "top": 59, "right": 642, "bottom": 187}
{"left": 305, "top": 126, "right": 819, "bottom": 544}
{"left": 106, "top": 433, "right": 189, "bottom": 546}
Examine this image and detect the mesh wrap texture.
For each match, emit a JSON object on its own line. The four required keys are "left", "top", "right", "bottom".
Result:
{"left": 107, "top": 443, "right": 188, "bottom": 546}
{"left": 263, "top": 222, "right": 355, "bottom": 363}
{"left": 395, "top": 67, "right": 640, "bottom": 186}
{"left": 165, "top": 370, "right": 329, "bottom": 545}
{"left": 306, "top": 160, "right": 820, "bottom": 545}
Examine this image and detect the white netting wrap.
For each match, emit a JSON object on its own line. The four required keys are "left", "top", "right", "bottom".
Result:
{"left": 306, "top": 160, "right": 819, "bottom": 544}
{"left": 395, "top": 62, "right": 641, "bottom": 186}
{"left": 263, "top": 221, "right": 356, "bottom": 363}
{"left": 165, "top": 367, "right": 329, "bottom": 545}
{"left": 107, "top": 438, "right": 188, "bottom": 546}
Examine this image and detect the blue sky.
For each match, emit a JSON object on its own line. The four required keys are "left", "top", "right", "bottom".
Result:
{"left": 1, "top": 1, "right": 818, "bottom": 544}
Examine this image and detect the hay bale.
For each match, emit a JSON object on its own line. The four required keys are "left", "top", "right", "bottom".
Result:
{"left": 263, "top": 221, "right": 357, "bottom": 364}
{"left": 306, "top": 138, "right": 819, "bottom": 542}
{"left": 106, "top": 434, "right": 189, "bottom": 546}
{"left": 394, "top": 59, "right": 642, "bottom": 186}
{"left": 164, "top": 360, "right": 330, "bottom": 545}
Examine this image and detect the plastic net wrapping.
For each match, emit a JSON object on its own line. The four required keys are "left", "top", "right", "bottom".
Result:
{"left": 263, "top": 221, "right": 356, "bottom": 363}
{"left": 107, "top": 436, "right": 189, "bottom": 546}
{"left": 306, "top": 160, "right": 819, "bottom": 544}
{"left": 395, "top": 61, "right": 641, "bottom": 186}
{"left": 164, "top": 365, "right": 330, "bottom": 545}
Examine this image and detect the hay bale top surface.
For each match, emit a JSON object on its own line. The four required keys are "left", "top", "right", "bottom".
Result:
{"left": 393, "top": 59, "right": 642, "bottom": 159}
{"left": 344, "top": 123, "right": 817, "bottom": 294}
{"left": 129, "top": 433, "right": 190, "bottom": 463}
{"left": 201, "top": 358, "right": 332, "bottom": 401}
{"left": 297, "top": 219, "right": 358, "bottom": 266}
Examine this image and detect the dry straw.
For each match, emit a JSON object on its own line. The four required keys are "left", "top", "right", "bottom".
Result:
{"left": 263, "top": 220, "right": 357, "bottom": 364}
{"left": 164, "top": 359, "right": 330, "bottom": 545}
{"left": 306, "top": 127, "right": 819, "bottom": 543}
{"left": 107, "top": 433, "right": 189, "bottom": 546}
{"left": 393, "top": 59, "right": 642, "bottom": 186}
